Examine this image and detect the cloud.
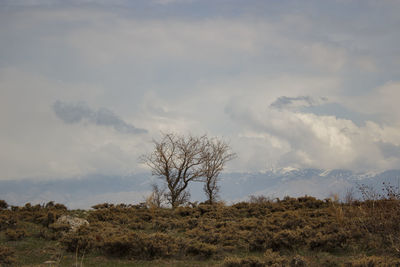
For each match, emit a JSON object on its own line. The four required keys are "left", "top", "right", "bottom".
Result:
{"left": 304, "top": 43, "right": 348, "bottom": 72}
{"left": 378, "top": 142, "right": 400, "bottom": 159}
{"left": 347, "top": 81, "right": 400, "bottom": 124}
{"left": 226, "top": 93, "right": 400, "bottom": 171}
{"left": 53, "top": 100, "right": 147, "bottom": 134}
{"left": 2, "top": 1, "right": 400, "bottom": 180}
{"left": 270, "top": 96, "right": 327, "bottom": 110}
{"left": 152, "top": 0, "right": 195, "bottom": 5}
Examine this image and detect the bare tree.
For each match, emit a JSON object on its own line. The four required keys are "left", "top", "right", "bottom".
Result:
{"left": 141, "top": 133, "right": 208, "bottom": 208}
{"left": 146, "top": 183, "right": 166, "bottom": 208}
{"left": 202, "top": 138, "right": 236, "bottom": 204}
{"left": 343, "top": 187, "right": 356, "bottom": 205}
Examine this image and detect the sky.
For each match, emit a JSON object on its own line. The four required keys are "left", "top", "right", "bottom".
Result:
{"left": 1, "top": 0, "right": 400, "bottom": 182}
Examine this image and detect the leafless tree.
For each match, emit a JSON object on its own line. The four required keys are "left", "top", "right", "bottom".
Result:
{"left": 146, "top": 183, "right": 166, "bottom": 208}
{"left": 343, "top": 187, "right": 356, "bottom": 205}
{"left": 202, "top": 138, "right": 236, "bottom": 204}
{"left": 141, "top": 133, "right": 208, "bottom": 208}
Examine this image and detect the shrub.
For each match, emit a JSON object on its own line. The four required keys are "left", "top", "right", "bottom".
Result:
{"left": 247, "top": 229, "right": 271, "bottom": 251}
{"left": 0, "top": 246, "right": 15, "bottom": 266}
{"left": 5, "top": 228, "right": 27, "bottom": 241}
{"left": 175, "top": 206, "right": 194, "bottom": 217}
{"left": 248, "top": 195, "right": 273, "bottom": 204}
{"left": 49, "top": 222, "right": 71, "bottom": 232}
{"left": 0, "top": 200, "right": 8, "bottom": 210}
{"left": 297, "top": 196, "right": 326, "bottom": 209}
{"left": 99, "top": 232, "right": 181, "bottom": 259}
{"left": 101, "top": 233, "right": 137, "bottom": 257}
{"left": 37, "top": 228, "right": 60, "bottom": 241}
{"left": 346, "top": 255, "right": 400, "bottom": 266}
{"left": 263, "top": 249, "right": 289, "bottom": 266}
{"left": 54, "top": 203, "right": 67, "bottom": 210}
{"left": 0, "top": 213, "right": 16, "bottom": 230}
{"left": 185, "top": 240, "right": 217, "bottom": 258}
{"left": 61, "top": 225, "right": 96, "bottom": 253}
{"left": 223, "top": 256, "right": 265, "bottom": 267}
{"left": 269, "top": 229, "right": 304, "bottom": 250}
{"left": 91, "top": 203, "right": 114, "bottom": 210}
{"left": 308, "top": 230, "right": 349, "bottom": 252}
{"left": 139, "top": 233, "right": 180, "bottom": 259}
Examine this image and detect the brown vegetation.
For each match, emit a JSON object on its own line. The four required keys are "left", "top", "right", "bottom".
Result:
{"left": 1, "top": 191, "right": 400, "bottom": 266}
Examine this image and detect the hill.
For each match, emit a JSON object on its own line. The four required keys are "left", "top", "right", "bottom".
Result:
{"left": 1, "top": 195, "right": 400, "bottom": 266}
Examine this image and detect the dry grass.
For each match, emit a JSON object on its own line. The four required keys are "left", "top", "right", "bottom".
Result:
{"left": 1, "top": 194, "right": 400, "bottom": 266}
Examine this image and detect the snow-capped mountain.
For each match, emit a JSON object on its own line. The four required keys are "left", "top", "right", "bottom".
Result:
{"left": 216, "top": 168, "right": 400, "bottom": 202}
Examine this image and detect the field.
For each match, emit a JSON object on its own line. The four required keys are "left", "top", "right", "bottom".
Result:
{"left": 1, "top": 195, "right": 400, "bottom": 266}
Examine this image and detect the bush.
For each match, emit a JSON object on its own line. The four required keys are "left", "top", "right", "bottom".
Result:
{"left": 139, "top": 233, "right": 180, "bottom": 259}
{"left": 0, "top": 200, "right": 8, "bottom": 210}
{"left": 246, "top": 228, "right": 272, "bottom": 252}
{"left": 308, "top": 230, "right": 349, "bottom": 252}
{"left": 345, "top": 255, "right": 400, "bottom": 266}
{"left": 185, "top": 240, "right": 217, "bottom": 258}
{"left": 0, "top": 213, "right": 16, "bottom": 230}
{"left": 91, "top": 203, "right": 114, "bottom": 210}
{"left": 49, "top": 222, "right": 70, "bottom": 232}
{"left": 223, "top": 256, "right": 265, "bottom": 267}
{"left": 37, "top": 228, "right": 60, "bottom": 240}
{"left": 270, "top": 229, "right": 304, "bottom": 250}
{"left": 101, "top": 233, "right": 138, "bottom": 257}
{"left": 0, "top": 246, "right": 15, "bottom": 265}
{"left": 99, "top": 231, "right": 181, "bottom": 259}
{"left": 5, "top": 228, "right": 27, "bottom": 241}
{"left": 61, "top": 225, "right": 96, "bottom": 253}
{"left": 263, "top": 249, "right": 289, "bottom": 266}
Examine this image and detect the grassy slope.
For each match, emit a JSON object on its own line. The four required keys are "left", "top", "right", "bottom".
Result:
{"left": 1, "top": 196, "right": 400, "bottom": 266}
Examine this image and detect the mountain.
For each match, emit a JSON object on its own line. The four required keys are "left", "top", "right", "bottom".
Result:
{"left": 218, "top": 169, "right": 400, "bottom": 202}
{"left": 1, "top": 169, "right": 400, "bottom": 209}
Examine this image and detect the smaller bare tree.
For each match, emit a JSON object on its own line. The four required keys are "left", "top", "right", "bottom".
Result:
{"left": 202, "top": 138, "right": 236, "bottom": 204}
{"left": 146, "top": 183, "right": 166, "bottom": 208}
{"left": 343, "top": 187, "right": 356, "bottom": 205}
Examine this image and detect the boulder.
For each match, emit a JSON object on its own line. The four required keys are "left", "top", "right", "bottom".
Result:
{"left": 56, "top": 215, "right": 89, "bottom": 231}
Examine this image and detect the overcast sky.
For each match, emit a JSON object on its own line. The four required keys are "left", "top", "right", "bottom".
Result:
{"left": 1, "top": 0, "right": 400, "bottom": 181}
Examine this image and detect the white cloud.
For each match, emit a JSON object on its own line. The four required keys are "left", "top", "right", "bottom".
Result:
{"left": 226, "top": 92, "right": 400, "bottom": 171}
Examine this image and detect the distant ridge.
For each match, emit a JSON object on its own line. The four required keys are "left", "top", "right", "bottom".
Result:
{"left": 1, "top": 169, "right": 400, "bottom": 209}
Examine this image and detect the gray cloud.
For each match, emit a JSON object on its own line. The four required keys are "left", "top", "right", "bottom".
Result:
{"left": 378, "top": 142, "right": 400, "bottom": 159}
{"left": 2, "top": 1, "right": 400, "bottom": 180}
{"left": 270, "top": 96, "right": 327, "bottom": 110}
{"left": 53, "top": 100, "right": 147, "bottom": 134}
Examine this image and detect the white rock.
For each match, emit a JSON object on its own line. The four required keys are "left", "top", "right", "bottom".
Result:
{"left": 56, "top": 215, "right": 89, "bottom": 231}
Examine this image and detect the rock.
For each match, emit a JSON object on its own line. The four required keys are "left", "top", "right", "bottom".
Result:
{"left": 290, "top": 256, "right": 308, "bottom": 267}
{"left": 56, "top": 215, "right": 89, "bottom": 231}
{"left": 290, "top": 255, "right": 308, "bottom": 267}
